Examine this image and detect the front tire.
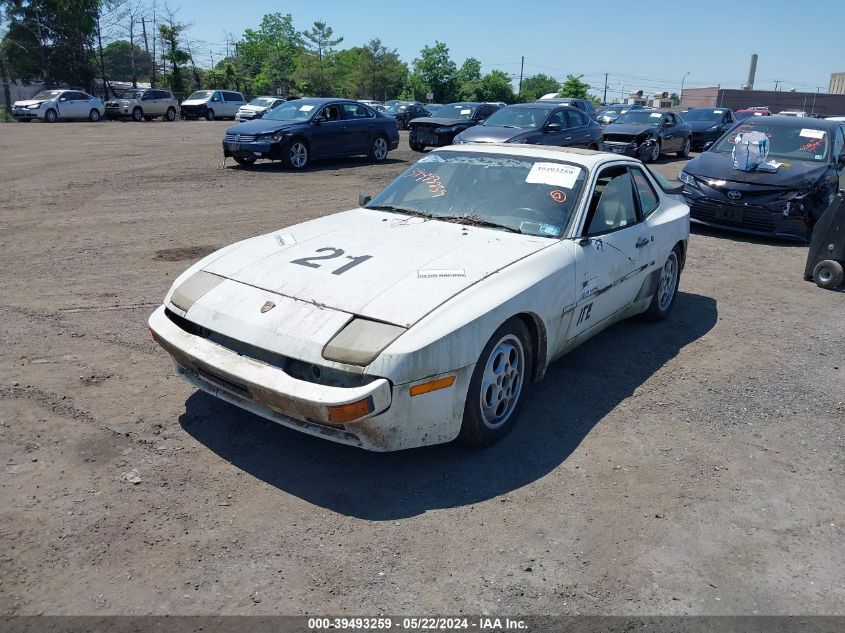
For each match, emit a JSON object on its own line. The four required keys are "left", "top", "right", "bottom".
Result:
{"left": 205, "top": 109, "right": 215, "bottom": 121}
{"left": 812, "top": 260, "right": 844, "bottom": 289}
{"left": 643, "top": 246, "right": 681, "bottom": 322}
{"left": 88, "top": 109, "right": 100, "bottom": 122}
{"left": 232, "top": 154, "right": 257, "bottom": 166}
{"left": 283, "top": 139, "right": 310, "bottom": 169}
{"left": 646, "top": 139, "right": 661, "bottom": 163}
{"left": 165, "top": 107, "right": 177, "bottom": 121}
{"left": 368, "top": 135, "right": 389, "bottom": 162}
{"left": 677, "top": 136, "right": 691, "bottom": 158}
{"left": 131, "top": 107, "right": 143, "bottom": 122}
{"left": 44, "top": 108, "right": 57, "bottom": 123}
{"left": 409, "top": 141, "right": 425, "bottom": 152}
{"left": 459, "top": 318, "right": 533, "bottom": 447}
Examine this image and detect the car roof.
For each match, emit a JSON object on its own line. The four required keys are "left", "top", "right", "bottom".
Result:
{"left": 433, "top": 143, "right": 638, "bottom": 169}
{"left": 686, "top": 106, "right": 733, "bottom": 112}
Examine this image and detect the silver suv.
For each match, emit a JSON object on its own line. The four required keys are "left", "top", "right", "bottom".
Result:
{"left": 106, "top": 89, "right": 179, "bottom": 122}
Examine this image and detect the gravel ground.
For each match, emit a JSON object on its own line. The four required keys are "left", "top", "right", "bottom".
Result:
{"left": 0, "top": 120, "right": 843, "bottom": 616}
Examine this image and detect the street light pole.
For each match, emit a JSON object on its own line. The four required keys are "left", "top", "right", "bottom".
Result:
{"left": 680, "top": 71, "right": 690, "bottom": 108}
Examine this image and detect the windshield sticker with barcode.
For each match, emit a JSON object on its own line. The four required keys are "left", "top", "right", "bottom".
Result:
{"left": 525, "top": 163, "right": 581, "bottom": 189}
{"left": 799, "top": 128, "right": 824, "bottom": 139}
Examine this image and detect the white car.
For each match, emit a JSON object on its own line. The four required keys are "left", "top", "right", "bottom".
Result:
{"left": 12, "top": 89, "right": 105, "bottom": 122}
{"left": 149, "top": 145, "right": 689, "bottom": 451}
{"left": 235, "top": 96, "right": 286, "bottom": 122}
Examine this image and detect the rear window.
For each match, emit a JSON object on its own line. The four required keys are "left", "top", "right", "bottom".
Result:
{"left": 223, "top": 92, "right": 243, "bottom": 102}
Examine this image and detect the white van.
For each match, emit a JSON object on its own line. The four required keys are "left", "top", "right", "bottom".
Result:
{"left": 180, "top": 90, "right": 246, "bottom": 120}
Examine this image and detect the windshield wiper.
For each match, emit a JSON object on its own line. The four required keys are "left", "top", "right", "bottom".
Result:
{"left": 441, "top": 214, "right": 522, "bottom": 234}
{"left": 366, "top": 204, "right": 434, "bottom": 219}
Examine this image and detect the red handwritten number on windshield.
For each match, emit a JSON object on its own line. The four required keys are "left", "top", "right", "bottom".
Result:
{"left": 550, "top": 190, "right": 567, "bottom": 203}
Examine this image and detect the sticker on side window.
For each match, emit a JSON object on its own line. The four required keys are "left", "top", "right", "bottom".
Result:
{"left": 799, "top": 128, "right": 824, "bottom": 139}
{"left": 525, "top": 163, "right": 581, "bottom": 189}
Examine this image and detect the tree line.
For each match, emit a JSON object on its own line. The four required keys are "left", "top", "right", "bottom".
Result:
{"left": 0, "top": 2, "right": 596, "bottom": 104}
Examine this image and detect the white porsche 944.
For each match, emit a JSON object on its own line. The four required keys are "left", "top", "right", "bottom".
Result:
{"left": 149, "top": 145, "right": 690, "bottom": 451}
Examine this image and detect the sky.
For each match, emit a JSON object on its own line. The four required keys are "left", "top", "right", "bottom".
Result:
{"left": 174, "top": 0, "right": 843, "bottom": 98}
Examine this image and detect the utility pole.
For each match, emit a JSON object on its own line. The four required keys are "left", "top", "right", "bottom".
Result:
{"left": 141, "top": 17, "right": 150, "bottom": 87}
{"left": 603, "top": 72, "right": 608, "bottom": 105}
{"left": 518, "top": 56, "right": 524, "bottom": 99}
{"left": 811, "top": 87, "right": 819, "bottom": 114}
{"left": 774, "top": 80, "right": 779, "bottom": 91}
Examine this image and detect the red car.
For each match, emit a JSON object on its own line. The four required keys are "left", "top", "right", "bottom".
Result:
{"left": 735, "top": 108, "right": 772, "bottom": 121}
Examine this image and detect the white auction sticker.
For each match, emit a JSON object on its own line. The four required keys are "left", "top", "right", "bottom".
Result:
{"left": 525, "top": 162, "right": 582, "bottom": 189}
{"left": 799, "top": 128, "right": 825, "bottom": 139}
{"left": 299, "top": 104, "right": 314, "bottom": 112}
{"left": 274, "top": 233, "right": 297, "bottom": 247}
{"left": 460, "top": 109, "right": 471, "bottom": 115}
{"left": 418, "top": 269, "right": 466, "bottom": 279}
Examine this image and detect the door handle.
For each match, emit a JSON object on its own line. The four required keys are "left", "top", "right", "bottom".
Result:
{"left": 635, "top": 236, "right": 651, "bottom": 248}
{"left": 565, "top": 136, "right": 572, "bottom": 140}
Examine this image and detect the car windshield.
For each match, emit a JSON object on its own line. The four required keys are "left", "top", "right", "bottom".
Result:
{"left": 384, "top": 104, "right": 408, "bottom": 114}
{"left": 426, "top": 106, "right": 441, "bottom": 116}
{"left": 482, "top": 107, "right": 548, "bottom": 129}
{"left": 31, "top": 90, "right": 63, "bottom": 100}
{"left": 249, "top": 97, "right": 276, "bottom": 107}
{"left": 614, "top": 111, "right": 663, "bottom": 126}
{"left": 683, "top": 109, "right": 726, "bottom": 122}
{"left": 263, "top": 101, "right": 317, "bottom": 121}
{"left": 187, "top": 91, "right": 212, "bottom": 100}
{"left": 119, "top": 90, "right": 144, "bottom": 99}
{"left": 436, "top": 104, "right": 478, "bottom": 120}
{"left": 713, "top": 122, "right": 830, "bottom": 162}
{"left": 365, "top": 151, "right": 587, "bottom": 238}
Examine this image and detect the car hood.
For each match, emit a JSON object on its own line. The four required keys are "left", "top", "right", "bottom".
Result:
{"left": 225, "top": 118, "right": 304, "bottom": 135}
{"left": 239, "top": 104, "right": 266, "bottom": 112}
{"left": 414, "top": 117, "right": 470, "bottom": 127}
{"left": 686, "top": 120, "right": 723, "bottom": 132}
{"left": 13, "top": 99, "right": 45, "bottom": 107}
{"left": 457, "top": 126, "right": 528, "bottom": 143}
{"left": 200, "top": 208, "right": 552, "bottom": 328}
{"left": 181, "top": 99, "right": 208, "bottom": 106}
{"left": 603, "top": 123, "right": 655, "bottom": 136}
{"left": 685, "top": 151, "right": 830, "bottom": 188}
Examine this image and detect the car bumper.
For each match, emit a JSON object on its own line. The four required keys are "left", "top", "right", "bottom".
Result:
{"left": 148, "top": 305, "right": 471, "bottom": 451}
{"left": 685, "top": 193, "right": 811, "bottom": 242}
{"left": 602, "top": 138, "right": 656, "bottom": 158}
{"left": 222, "top": 140, "right": 277, "bottom": 159}
{"left": 181, "top": 105, "right": 207, "bottom": 118}
{"left": 410, "top": 127, "right": 457, "bottom": 147}
{"left": 12, "top": 109, "right": 40, "bottom": 120}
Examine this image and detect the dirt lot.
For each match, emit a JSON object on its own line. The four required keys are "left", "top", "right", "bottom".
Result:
{"left": 1, "top": 120, "right": 843, "bottom": 616}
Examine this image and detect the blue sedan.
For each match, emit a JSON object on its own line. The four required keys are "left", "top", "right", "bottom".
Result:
{"left": 222, "top": 98, "right": 400, "bottom": 169}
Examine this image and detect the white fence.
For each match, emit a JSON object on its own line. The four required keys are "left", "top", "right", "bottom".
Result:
{"left": 2, "top": 80, "right": 46, "bottom": 106}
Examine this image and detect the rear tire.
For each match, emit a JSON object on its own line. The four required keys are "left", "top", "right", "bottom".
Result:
{"left": 205, "top": 109, "right": 215, "bottom": 121}
{"left": 643, "top": 246, "right": 682, "bottom": 322}
{"left": 812, "top": 260, "right": 844, "bottom": 289}
{"left": 131, "top": 107, "right": 143, "bottom": 122}
{"left": 88, "top": 109, "right": 100, "bottom": 122}
{"left": 368, "top": 135, "right": 389, "bottom": 162}
{"left": 677, "top": 136, "right": 691, "bottom": 157}
{"left": 459, "top": 318, "right": 533, "bottom": 447}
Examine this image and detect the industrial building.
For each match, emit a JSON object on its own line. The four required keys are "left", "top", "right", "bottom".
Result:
{"left": 830, "top": 72, "right": 845, "bottom": 95}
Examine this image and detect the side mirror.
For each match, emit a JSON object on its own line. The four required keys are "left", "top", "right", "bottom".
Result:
{"left": 59, "top": 97, "right": 67, "bottom": 102}
{"left": 703, "top": 141, "right": 714, "bottom": 151}
{"left": 545, "top": 122, "right": 563, "bottom": 132}
{"left": 313, "top": 116, "right": 326, "bottom": 125}
{"left": 358, "top": 193, "right": 372, "bottom": 207}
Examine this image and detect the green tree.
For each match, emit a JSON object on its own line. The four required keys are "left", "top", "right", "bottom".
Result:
{"left": 411, "top": 41, "right": 457, "bottom": 103}
{"left": 519, "top": 73, "right": 560, "bottom": 101}
{"left": 101, "top": 40, "right": 153, "bottom": 82}
{"left": 558, "top": 74, "right": 591, "bottom": 99}
{"left": 457, "top": 57, "right": 481, "bottom": 83}
{"left": 238, "top": 13, "right": 301, "bottom": 96}
{"left": 670, "top": 92, "right": 680, "bottom": 106}
{"left": 302, "top": 20, "right": 343, "bottom": 96}
{"left": 480, "top": 69, "right": 514, "bottom": 103}
{"left": 158, "top": 20, "right": 190, "bottom": 96}
{"left": 355, "top": 38, "right": 406, "bottom": 100}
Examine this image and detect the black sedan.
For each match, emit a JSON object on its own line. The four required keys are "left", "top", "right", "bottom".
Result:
{"left": 221, "top": 98, "right": 400, "bottom": 169}
{"left": 384, "top": 101, "right": 431, "bottom": 130}
{"left": 597, "top": 104, "right": 645, "bottom": 125}
{"left": 602, "top": 110, "right": 692, "bottom": 162}
{"left": 680, "top": 116, "right": 845, "bottom": 241}
{"left": 408, "top": 102, "right": 502, "bottom": 151}
{"left": 453, "top": 103, "right": 602, "bottom": 149}
{"left": 682, "top": 107, "right": 737, "bottom": 150}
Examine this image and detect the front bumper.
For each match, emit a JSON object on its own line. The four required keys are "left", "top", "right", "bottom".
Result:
{"left": 602, "top": 138, "right": 655, "bottom": 159}
{"left": 149, "top": 305, "right": 471, "bottom": 450}
{"left": 180, "top": 105, "right": 207, "bottom": 118}
{"left": 684, "top": 191, "right": 812, "bottom": 242}
{"left": 222, "top": 139, "right": 278, "bottom": 159}
{"left": 12, "top": 108, "right": 40, "bottom": 120}
{"left": 410, "top": 126, "right": 459, "bottom": 148}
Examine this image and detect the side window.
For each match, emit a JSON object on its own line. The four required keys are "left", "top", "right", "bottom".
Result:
{"left": 63, "top": 92, "right": 80, "bottom": 100}
{"left": 566, "top": 110, "right": 586, "bottom": 128}
{"left": 548, "top": 110, "right": 566, "bottom": 126}
{"left": 212, "top": 92, "right": 222, "bottom": 102}
{"left": 630, "top": 167, "right": 660, "bottom": 217}
{"left": 342, "top": 103, "right": 373, "bottom": 119}
{"left": 320, "top": 105, "right": 341, "bottom": 121}
{"left": 222, "top": 92, "right": 239, "bottom": 102}
{"left": 476, "top": 106, "right": 494, "bottom": 120}
{"left": 833, "top": 127, "right": 845, "bottom": 157}
{"left": 142, "top": 91, "right": 154, "bottom": 100}
{"left": 584, "top": 167, "right": 639, "bottom": 236}
{"left": 157, "top": 90, "right": 171, "bottom": 100}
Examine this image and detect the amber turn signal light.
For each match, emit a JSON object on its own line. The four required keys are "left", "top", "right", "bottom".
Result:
{"left": 327, "top": 397, "right": 374, "bottom": 424}
{"left": 409, "top": 375, "right": 456, "bottom": 397}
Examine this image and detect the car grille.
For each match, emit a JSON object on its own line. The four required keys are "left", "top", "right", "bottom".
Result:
{"left": 224, "top": 133, "right": 258, "bottom": 142}
{"left": 603, "top": 134, "right": 635, "bottom": 144}
{"left": 690, "top": 199, "right": 776, "bottom": 232}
